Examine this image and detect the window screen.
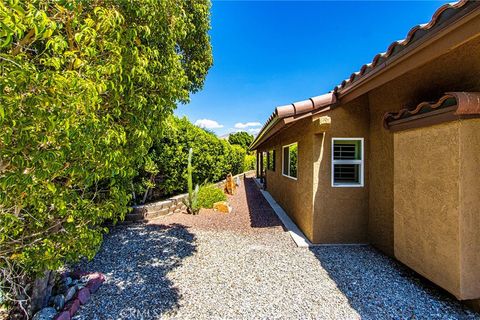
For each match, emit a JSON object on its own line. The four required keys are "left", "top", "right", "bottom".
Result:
{"left": 332, "top": 139, "right": 363, "bottom": 186}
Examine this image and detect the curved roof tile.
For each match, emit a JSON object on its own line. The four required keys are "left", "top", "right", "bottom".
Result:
{"left": 274, "top": 92, "right": 336, "bottom": 119}
{"left": 251, "top": 92, "right": 336, "bottom": 149}
{"left": 335, "top": 0, "right": 471, "bottom": 93}
{"left": 383, "top": 92, "right": 480, "bottom": 129}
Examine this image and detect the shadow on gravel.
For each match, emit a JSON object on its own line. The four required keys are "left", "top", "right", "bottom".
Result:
{"left": 244, "top": 177, "right": 285, "bottom": 230}
{"left": 310, "top": 245, "right": 477, "bottom": 319}
{"left": 75, "top": 223, "right": 196, "bottom": 320}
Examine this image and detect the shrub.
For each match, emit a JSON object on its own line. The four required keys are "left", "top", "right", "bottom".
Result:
{"left": 228, "top": 131, "right": 254, "bottom": 150}
{"left": 197, "top": 184, "right": 227, "bottom": 209}
{"left": 134, "top": 116, "right": 246, "bottom": 202}
{"left": 244, "top": 154, "right": 257, "bottom": 171}
{"left": 230, "top": 145, "right": 247, "bottom": 175}
{"left": 0, "top": 0, "right": 212, "bottom": 313}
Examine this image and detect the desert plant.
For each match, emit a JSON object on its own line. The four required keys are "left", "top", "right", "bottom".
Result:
{"left": 197, "top": 184, "right": 227, "bottom": 209}
{"left": 183, "top": 148, "right": 200, "bottom": 214}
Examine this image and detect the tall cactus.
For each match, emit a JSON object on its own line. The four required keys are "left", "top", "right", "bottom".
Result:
{"left": 183, "top": 148, "right": 200, "bottom": 214}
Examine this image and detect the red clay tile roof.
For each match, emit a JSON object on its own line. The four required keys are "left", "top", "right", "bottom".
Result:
{"left": 383, "top": 92, "right": 480, "bottom": 130}
{"left": 334, "top": 0, "right": 472, "bottom": 93}
{"left": 250, "top": 93, "right": 336, "bottom": 149}
{"left": 251, "top": 0, "right": 475, "bottom": 150}
{"left": 275, "top": 93, "right": 336, "bottom": 118}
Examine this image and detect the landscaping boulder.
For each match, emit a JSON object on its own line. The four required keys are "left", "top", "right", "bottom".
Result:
{"left": 32, "top": 307, "right": 57, "bottom": 320}
{"left": 224, "top": 173, "right": 236, "bottom": 195}
{"left": 213, "top": 201, "right": 232, "bottom": 214}
{"left": 63, "top": 277, "right": 72, "bottom": 288}
{"left": 86, "top": 277, "right": 104, "bottom": 294}
{"left": 64, "top": 299, "right": 80, "bottom": 317}
{"left": 65, "top": 286, "right": 76, "bottom": 302}
{"left": 54, "top": 311, "right": 70, "bottom": 320}
{"left": 53, "top": 294, "right": 65, "bottom": 310}
{"left": 76, "top": 288, "right": 91, "bottom": 305}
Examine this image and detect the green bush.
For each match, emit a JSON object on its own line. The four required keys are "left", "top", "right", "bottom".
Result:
{"left": 0, "top": 0, "right": 212, "bottom": 312}
{"left": 197, "top": 184, "right": 227, "bottom": 209}
{"left": 244, "top": 154, "right": 257, "bottom": 171}
{"left": 230, "top": 145, "right": 246, "bottom": 175}
{"left": 228, "top": 131, "right": 254, "bottom": 150}
{"left": 134, "top": 116, "right": 246, "bottom": 202}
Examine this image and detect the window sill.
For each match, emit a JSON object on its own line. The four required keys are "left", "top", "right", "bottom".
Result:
{"left": 282, "top": 173, "right": 298, "bottom": 181}
{"left": 332, "top": 183, "right": 363, "bottom": 188}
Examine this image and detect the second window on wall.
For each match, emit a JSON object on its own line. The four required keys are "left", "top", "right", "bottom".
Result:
{"left": 267, "top": 149, "right": 275, "bottom": 171}
{"left": 282, "top": 143, "right": 298, "bottom": 179}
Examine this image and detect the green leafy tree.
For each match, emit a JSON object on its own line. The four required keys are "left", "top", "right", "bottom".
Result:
{"left": 0, "top": 0, "right": 212, "bottom": 313}
{"left": 135, "top": 116, "right": 246, "bottom": 202}
{"left": 228, "top": 131, "right": 254, "bottom": 150}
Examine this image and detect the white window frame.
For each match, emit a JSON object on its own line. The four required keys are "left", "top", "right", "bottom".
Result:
{"left": 282, "top": 142, "right": 298, "bottom": 180}
{"left": 331, "top": 138, "right": 364, "bottom": 187}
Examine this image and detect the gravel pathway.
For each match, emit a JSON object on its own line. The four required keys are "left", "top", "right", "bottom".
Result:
{"left": 74, "top": 178, "right": 479, "bottom": 319}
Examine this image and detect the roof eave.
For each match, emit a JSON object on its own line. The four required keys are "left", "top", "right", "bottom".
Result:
{"left": 335, "top": 1, "right": 480, "bottom": 103}
{"left": 249, "top": 116, "right": 281, "bottom": 151}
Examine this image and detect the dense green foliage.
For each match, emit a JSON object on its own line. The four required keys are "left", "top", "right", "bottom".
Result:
{"left": 135, "top": 116, "right": 246, "bottom": 203}
{"left": 0, "top": 0, "right": 212, "bottom": 309}
{"left": 197, "top": 184, "right": 226, "bottom": 209}
{"left": 244, "top": 154, "right": 256, "bottom": 171}
{"left": 228, "top": 131, "right": 254, "bottom": 150}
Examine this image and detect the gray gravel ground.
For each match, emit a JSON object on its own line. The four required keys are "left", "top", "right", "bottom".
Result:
{"left": 74, "top": 223, "right": 478, "bottom": 320}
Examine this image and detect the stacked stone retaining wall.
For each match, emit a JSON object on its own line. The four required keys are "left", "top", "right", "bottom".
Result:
{"left": 125, "top": 171, "right": 254, "bottom": 222}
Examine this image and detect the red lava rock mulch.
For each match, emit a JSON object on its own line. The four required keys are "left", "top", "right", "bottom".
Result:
{"left": 148, "top": 176, "right": 285, "bottom": 233}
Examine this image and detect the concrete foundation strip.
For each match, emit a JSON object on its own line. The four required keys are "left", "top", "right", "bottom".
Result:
{"left": 253, "top": 178, "right": 368, "bottom": 248}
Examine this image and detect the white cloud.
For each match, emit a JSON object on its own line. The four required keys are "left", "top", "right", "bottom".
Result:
{"left": 234, "top": 121, "right": 262, "bottom": 129}
{"left": 194, "top": 119, "right": 224, "bottom": 129}
{"left": 248, "top": 128, "right": 261, "bottom": 134}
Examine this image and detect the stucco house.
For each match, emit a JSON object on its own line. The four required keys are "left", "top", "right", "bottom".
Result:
{"left": 250, "top": 0, "right": 480, "bottom": 305}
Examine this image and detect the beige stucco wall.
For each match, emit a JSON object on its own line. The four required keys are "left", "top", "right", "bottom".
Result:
{"left": 394, "top": 119, "right": 480, "bottom": 300}
{"left": 394, "top": 121, "right": 461, "bottom": 297}
{"left": 459, "top": 119, "right": 480, "bottom": 299}
{"left": 311, "top": 98, "right": 370, "bottom": 243}
{"left": 258, "top": 117, "right": 315, "bottom": 241}
{"left": 257, "top": 99, "right": 371, "bottom": 244}
{"left": 366, "top": 35, "right": 480, "bottom": 256}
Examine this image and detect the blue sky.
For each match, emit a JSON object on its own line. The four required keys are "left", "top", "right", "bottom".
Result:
{"left": 175, "top": 0, "right": 449, "bottom": 136}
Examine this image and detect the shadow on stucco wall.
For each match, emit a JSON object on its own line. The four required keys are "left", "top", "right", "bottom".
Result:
{"left": 74, "top": 223, "right": 196, "bottom": 319}
{"left": 309, "top": 245, "right": 477, "bottom": 319}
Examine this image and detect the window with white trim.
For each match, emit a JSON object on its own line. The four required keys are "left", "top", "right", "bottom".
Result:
{"left": 282, "top": 143, "right": 297, "bottom": 179}
{"left": 267, "top": 149, "right": 275, "bottom": 171}
{"left": 332, "top": 138, "right": 364, "bottom": 187}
